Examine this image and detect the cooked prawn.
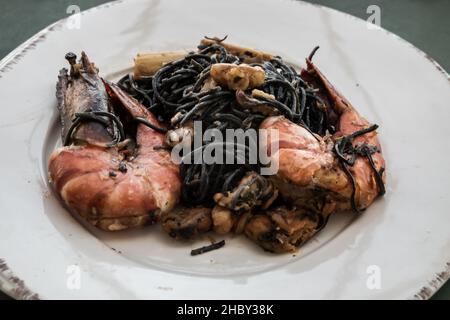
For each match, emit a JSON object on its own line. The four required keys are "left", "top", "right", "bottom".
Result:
{"left": 49, "top": 52, "right": 181, "bottom": 231}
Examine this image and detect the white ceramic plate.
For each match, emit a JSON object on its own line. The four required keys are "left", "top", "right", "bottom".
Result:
{"left": 0, "top": 0, "right": 449, "bottom": 300}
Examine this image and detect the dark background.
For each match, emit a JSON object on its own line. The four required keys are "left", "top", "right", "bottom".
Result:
{"left": 0, "top": 0, "right": 449, "bottom": 300}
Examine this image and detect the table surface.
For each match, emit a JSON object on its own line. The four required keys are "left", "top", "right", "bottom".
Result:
{"left": 0, "top": 0, "right": 449, "bottom": 300}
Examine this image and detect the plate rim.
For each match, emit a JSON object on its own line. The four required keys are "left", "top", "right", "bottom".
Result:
{"left": 0, "top": 0, "right": 449, "bottom": 300}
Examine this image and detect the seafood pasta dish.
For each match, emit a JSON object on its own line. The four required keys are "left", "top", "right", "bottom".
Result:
{"left": 48, "top": 37, "right": 386, "bottom": 254}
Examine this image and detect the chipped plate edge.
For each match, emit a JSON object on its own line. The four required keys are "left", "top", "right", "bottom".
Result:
{"left": 0, "top": 0, "right": 449, "bottom": 300}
